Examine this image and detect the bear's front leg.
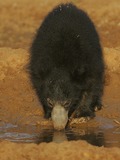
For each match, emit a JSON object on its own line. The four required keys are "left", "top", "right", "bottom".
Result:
{"left": 44, "top": 108, "right": 52, "bottom": 119}
{"left": 74, "top": 92, "right": 95, "bottom": 119}
{"left": 41, "top": 100, "right": 52, "bottom": 119}
{"left": 90, "top": 95, "right": 103, "bottom": 112}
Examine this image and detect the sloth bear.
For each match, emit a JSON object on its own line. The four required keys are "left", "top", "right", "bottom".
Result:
{"left": 29, "top": 3, "right": 104, "bottom": 130}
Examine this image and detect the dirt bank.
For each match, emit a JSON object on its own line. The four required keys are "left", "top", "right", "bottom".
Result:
{"left": 0, "top": 140, "right": 120, "bottom": 160}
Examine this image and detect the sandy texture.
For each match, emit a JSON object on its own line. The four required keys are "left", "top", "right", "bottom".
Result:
{"left": 0, "top": 140, "right": 120, "bottom": 160}
{"left": 0, "top": 0, "right": 120, "bottom": 159}
{"left": 0, "top": 0, "right": 120, "bottom": 49}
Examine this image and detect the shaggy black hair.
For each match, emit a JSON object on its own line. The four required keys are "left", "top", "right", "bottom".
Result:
{"left": 29, "top": 3, "right": 105, "bottom": 119}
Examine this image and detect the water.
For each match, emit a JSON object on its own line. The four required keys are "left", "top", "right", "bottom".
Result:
{"left": 0, "top": 122, "right": 120, "bottom": 147}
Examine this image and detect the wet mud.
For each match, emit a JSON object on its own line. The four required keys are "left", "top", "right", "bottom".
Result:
{"left": 0, "top": 123, "right": 120, "bottom": 148}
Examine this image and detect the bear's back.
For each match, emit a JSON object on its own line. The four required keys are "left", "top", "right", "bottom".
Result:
{"left": 30, "top": 3, "right": 103, "bottom": 76}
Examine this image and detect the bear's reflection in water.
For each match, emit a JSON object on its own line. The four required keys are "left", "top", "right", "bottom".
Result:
{"left": 0, "top": 124, "right": 120, "bottom": 147}
{"left": 36, "top": 128, "right": 104, "bottom": 147}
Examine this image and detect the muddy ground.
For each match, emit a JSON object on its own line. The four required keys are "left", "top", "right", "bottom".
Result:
{"left": 0, "top": 0, "right": 120, "bottom": 159}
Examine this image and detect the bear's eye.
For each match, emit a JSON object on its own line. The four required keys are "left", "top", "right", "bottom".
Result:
{"left": 63, "top": 101, "right": 71, "bottom": 108}
{"left": 47, "top": 98, "right": 53, "bottom": 107}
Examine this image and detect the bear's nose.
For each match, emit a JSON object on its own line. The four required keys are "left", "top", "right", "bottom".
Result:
{"left": 51, "top": 104, "right": 68, "bottom": 130}
{"left": 53, "top": 124, "right": 66, "bottom": 131}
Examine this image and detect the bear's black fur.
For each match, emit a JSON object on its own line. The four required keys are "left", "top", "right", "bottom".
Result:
{"left": 29, "top": 3, "right": 104, "bottom": 120}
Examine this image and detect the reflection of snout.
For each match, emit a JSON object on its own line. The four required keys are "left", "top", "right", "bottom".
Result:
{"left": 51, "top": 104, "right": 68, "bottom": 130}
{"left": 53, "top": 131, "right": 67, "bottom": 143}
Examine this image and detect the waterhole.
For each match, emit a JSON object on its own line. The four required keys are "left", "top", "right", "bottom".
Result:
{"left": 0, "top": 119, "right": 120, "bottom": 147}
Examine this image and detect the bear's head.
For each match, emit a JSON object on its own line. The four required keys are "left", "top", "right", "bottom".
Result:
{"left": 43, "top": 69, "right": 82, "bottom": 130}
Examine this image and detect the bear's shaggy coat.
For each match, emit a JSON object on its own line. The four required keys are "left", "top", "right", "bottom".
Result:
{"left": 29, "top": 3, "right": 104, "bottom": 122}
